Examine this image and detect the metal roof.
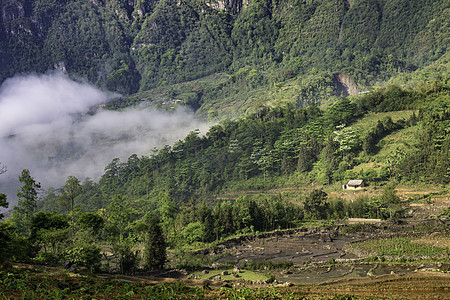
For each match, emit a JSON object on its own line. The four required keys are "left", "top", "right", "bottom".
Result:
{"left": 347, "top": 180, "right": 364, "bottom": 186}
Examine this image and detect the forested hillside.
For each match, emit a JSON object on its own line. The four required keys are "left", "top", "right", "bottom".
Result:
{"left": 1, "top": 0, "right": 448, "bottom": 115}
{"left": 1, "top": 0, "right": 449, "bottom": 281}
{"left": 41, "top": 81, "right": 450, "bottom": 209}
{"left": 1, "top": 76, "right": 448, "bottom": 270}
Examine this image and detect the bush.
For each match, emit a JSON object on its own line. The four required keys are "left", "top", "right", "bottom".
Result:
{"left": 0, "top": 223, "right": 15, "bottom": 263}
{"left": 65, "top": 245, "right": 102, "bottom": 273}
{"left": 35, "top": 252, "right": 63, "bottom": 265}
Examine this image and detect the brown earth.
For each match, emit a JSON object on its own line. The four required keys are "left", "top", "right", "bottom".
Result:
{"left": 202, "top": 220, "right": 448, "bottom": 281}
{"left": 286, "top": 271, "right": 450, "bottom": 300}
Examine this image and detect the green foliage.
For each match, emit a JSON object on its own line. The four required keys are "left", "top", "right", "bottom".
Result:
{"left": 1, "top": 0, "right": 448, "bottom": 103}
{"left": 0, "top": 222, "right": 32, "bottom": 262}
{"left": 180, "top": 222, "right": 205, "bottom": 244}
{"left": 333, "top": 124, "right": 361, "bottom": 155}
{"left": 58, "top": 176, "right": 82, "bottom": 213}
{"left": 76, "top": 212, "right": 104, "bottom": 235}
{"left": 30, "top": 212, "right": 69, "bottom": 253}
{"left": 353, "top": 237, "right": 449, "bottom": 257}
{"left": 304, "top": 189, "right": 329, "bottom": 220}
{"left": 397, "top": 101, "right": 450, "bottom": 183}
{"left": 112, "top": 237, "right": 140, "bottom": 275}
{"left": 380, "top": 184, "right": 400, "bottom": 206}
{"left": 441, "top": 207, "right": 450, "bottom": 218}
{"left": 16, "top": 169, "right": 41, "bottom": 219}
{"left": 144, "top": 214, "right": 166, "bottom": 271}
{"left": 12, "top": 71, "right": 450, "bottom": 269}
{"left": 0, "top": 222, "right": 14, "bottom": 263}
{"left": 11, "top": 169, "right": 41, "bottom": 237}
{"left": 65, "top": 245, "right": 102, "bottom": 273}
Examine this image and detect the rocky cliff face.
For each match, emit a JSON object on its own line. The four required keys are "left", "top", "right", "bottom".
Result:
{"left": 205, "top": 0, "right": 249, "bottom": 13}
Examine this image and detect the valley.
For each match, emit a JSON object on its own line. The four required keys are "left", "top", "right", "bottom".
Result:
{"left": 0, "top": 0, "right": 449, "bottom": 298}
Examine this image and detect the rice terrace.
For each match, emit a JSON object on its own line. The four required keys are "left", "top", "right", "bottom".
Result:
{"left": 1, "top": 185, "right": 449, "bottom": 299}
{"left": 1, "top": 0, "right": 450, "bottom": 299}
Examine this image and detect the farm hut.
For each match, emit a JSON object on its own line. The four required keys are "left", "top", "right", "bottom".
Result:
{"left": 343, "top": 180, "right": 365, "bottom": 190}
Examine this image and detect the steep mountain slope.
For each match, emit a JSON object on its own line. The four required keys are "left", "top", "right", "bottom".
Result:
{"left": 1, "top": 0, "right": 448, "bottom": 115}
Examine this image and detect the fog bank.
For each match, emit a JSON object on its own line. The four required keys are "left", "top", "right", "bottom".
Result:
{"left": 0, "top": 73, "right": 209, "bottom": 208}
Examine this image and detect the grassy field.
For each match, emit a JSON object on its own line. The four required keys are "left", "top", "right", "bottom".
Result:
{"left": 351, "top": 111, "right": 416, "bottom": 134}
{"left": 352, "top": 236, "right": 450, "bottom": 258}
{"left": 191, "top": 269, "right": 269, "bottom": 282}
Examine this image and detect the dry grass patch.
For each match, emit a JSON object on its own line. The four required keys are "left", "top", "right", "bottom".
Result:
{"left": 413, "top": 235, "right": 450, "bottom": 249}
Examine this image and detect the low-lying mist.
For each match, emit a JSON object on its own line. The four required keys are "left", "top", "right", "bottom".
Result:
{"left": 0, "top": 73, "right": 209, "bottom": 208}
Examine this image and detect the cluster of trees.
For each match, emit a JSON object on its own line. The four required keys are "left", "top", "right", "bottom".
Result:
{"left": 1, "top": 82, "right": 449, "bottom": 271}
{"left": 1, "top": 165, "right": 404, "bottom": 272}
{"left": 32, "top": 84, "right": 450, "bottom": 216}
{"left": 1, "top": 0, "right": 447, "bottom": 104}
{"left": 1, "top": 170, "right": 166, "bottom": 274}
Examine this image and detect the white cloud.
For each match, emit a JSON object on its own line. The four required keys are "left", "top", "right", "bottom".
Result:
{"left": 0, "top": 73, "right": 209, "bottom": 207}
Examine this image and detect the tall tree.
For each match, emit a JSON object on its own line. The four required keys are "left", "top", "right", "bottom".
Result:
{"left": 58, "top": 176, "right": 82, "bottom": 213}
{"left": 144, "top": 214, "right": 166, "bottom": 271}
{"left": 304, "top": 189, "right": 329, "bottom": 220}
{"left": 16, "top": 169, "right": 41, "bottom": 220}
{"left": 11, "top": 169, "right": 41, "bottom": 236}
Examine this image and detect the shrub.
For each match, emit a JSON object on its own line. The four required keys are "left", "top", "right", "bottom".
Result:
{"left": 65, "top": 245, "right": 102, "bottom": 273}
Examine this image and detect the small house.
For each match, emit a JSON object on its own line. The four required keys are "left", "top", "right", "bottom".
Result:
{"left": 343, "top": 179, "right": 365, "bottom": 190}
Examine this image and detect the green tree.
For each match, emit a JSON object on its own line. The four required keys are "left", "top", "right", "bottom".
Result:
{"left": 105, "top": 194, "right": 133, "bottom": 241}
{"left": 0, "top": 222, "right": 14, "bottom": 262}
{"left": 0, "top": 163, "right": 12, "bottom": 260}
{"left": 333, "top": 124, "right": 360, "bottom": 156}
{"left": 58, "top": 176, "right": 82, "bottom": 213}
{"left": 157, "top": 191, "right": 177, "bottom": 240}
{"left": 13, "top": 169, "right": 41, "bottom": 235}
{"left": 380, "top": 184, "right": 401, "bottom": 220}
{"left": 17, "top": 169, "right": 41, "bottom": 217}
{"left": 76, "top": 212, "right": 104, "bottom": 236}
{"left": 104, "top": 195, "right": 139, "bottom": 274}
{"left": 30, "top": 212, "right": 69, "bottom": 255}
{"left": 144, "top": 214, "right": 166, "bottom": 271}
{"left": 304, "top": 189, "right": 329, "bottom": 220}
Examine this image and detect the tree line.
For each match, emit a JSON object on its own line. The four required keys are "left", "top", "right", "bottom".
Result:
{"left": 1, "top": 83, "right": 448, "bottom": 272}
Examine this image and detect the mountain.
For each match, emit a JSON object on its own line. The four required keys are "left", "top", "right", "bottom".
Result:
{"left": 1, "top": 0, "right": 448, "bottom": 116}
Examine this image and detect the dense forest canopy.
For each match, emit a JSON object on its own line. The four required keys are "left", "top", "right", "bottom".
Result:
{"left": 1, "top": 0, "right": 449, "bottom": 115}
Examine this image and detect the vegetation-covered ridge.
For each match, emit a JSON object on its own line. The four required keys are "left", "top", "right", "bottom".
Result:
{"left": 1, "top": 79, "right": 449, "bottom": 272}
{"left": 1, "top": 0, "right": 449, "bottom": 115}
{"left": 44, "top": 82, "right": 450, "bottom": 210}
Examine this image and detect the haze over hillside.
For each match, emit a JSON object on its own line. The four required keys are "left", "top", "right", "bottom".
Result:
{"left": 0, "top": 3, "right": 449, "bottom": 294}
{"left": 0, "top": 73, "right": 208, "bottom": 207}
{"left": 0, "top": 0, "right": 448, "bottom": 206}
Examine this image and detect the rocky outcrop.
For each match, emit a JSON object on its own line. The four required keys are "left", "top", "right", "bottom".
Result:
{"left": 333, "top": 72, "right": 360, "bottom": 96}
{"left": 205, "top": 0, "right": 249, "bottom": 13}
